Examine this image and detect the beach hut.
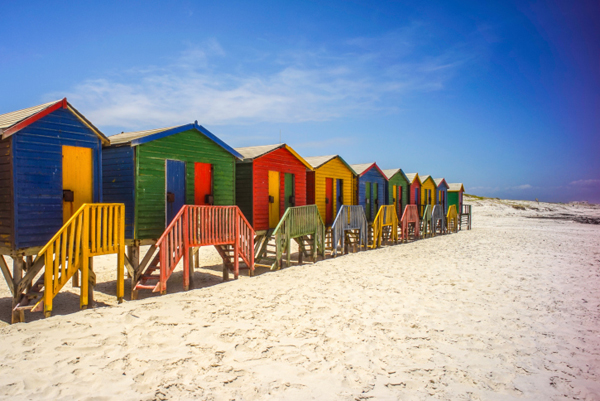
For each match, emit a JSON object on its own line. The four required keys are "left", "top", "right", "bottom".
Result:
{"left": 433, "top": 178, "right": 449, "bottom": 213}
{"left": 304, "top": 155, "right": 356, "bottom": 227}
{"left": 103, "top": 123, "right": 244, "bottom": 295}
{"left": 0, "top": 98, "right": 127, "bottom": 322}
{"left": 448, "top": 183, "right": 465, "bottom": 213}
{"left": 234, "top": 144, "right": 312, "bottom": 233}
{"left": 382, "top": 168, "right": 410, "bottom": 222}
{"left": 420, "top": 175, "right": 437, "bottom": 212}
{"left": 405, "top": 173, "right": 422, "bottom": 209}
{"left": 350, "top": 163, "right": 388, "bottom": 223}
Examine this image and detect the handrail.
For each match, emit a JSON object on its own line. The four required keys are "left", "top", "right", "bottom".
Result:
{"left": 35, "top": 203, "right": 125, "bottom": 317}
{"left": 421, "top": 205, "right": 433, "bottom": 238}
{"left": 272, "top": 205, "right": 325, "bottom": 269}
{"left": 431, "top": 205, "right": 446, "bottom": 236}
{"left": 371, "top": 205, "right": 398, "bottom": 248}
{"left": 400, "top": 205, "right": 420, "bottom": 242}
{"left": 447, "top": 205, "right": 458, "bottom": 233}
{"left": 154, "top": 205, "right": 255, "bottom": 292}
{"left": 331, "top": 205, "right": 367, "bottom": 256}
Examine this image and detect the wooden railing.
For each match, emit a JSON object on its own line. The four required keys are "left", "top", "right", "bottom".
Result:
{"left": 331, "top": 205, "right": 367, "bottom": 256}
{"left": 371, "top": 205, "right": 398, "bottom": 248}
{"left": 431, "top": 205, "right": 446, "bottom": 236}
{"left": 34, "top": 203, "right": 125, "bottom": 317}
{"left": 447, "top": 205, "right": 459, "bottom": 233}
{"left": 154, "top": 205, "right": 254, "bottom": 293}
{"left": 460, "top": 204, "right": 472, "bottom": 230}
{"left": 400, "top": 205, "right": 420, "bottom": 242}
{"left": 421, "top": 205, "right": 433, "bottom": 239}
{"left": 272, "top": 205, "right": 325, "bottom": 269}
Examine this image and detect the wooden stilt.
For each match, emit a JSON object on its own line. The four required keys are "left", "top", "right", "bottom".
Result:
{"left": 188, "top": 247, "right": 195, "bottom": 289}
{"left": 12, "top": 256, "right": 25, "bottom": 323}
{"left": 129, "top": 242, "right": 141, "bottom": 300}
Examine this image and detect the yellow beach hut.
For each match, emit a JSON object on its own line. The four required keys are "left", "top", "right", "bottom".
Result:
{"left": 304, "top": 155, "right": 356, "bottom": 226}
{"left": 420, "top": 175, "right": 437, "bottom": 209}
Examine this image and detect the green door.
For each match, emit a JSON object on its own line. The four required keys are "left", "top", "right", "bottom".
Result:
{"left": 365, "top": 182, "right": 371, "bottom": 221}
{"left": 284, "top": 173, "right": 295, "bottom": 210}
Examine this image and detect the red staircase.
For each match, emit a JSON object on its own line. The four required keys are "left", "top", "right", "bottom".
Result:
{"left": 400, "top": 204, "right": 420, "bottom": 242}
{"left": 133, "top": 205, "right": 254, "bottom": 296}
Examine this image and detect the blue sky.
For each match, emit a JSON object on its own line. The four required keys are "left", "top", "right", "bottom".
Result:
{"left": 1, "top": 1, "right": 599, "bottom": 202}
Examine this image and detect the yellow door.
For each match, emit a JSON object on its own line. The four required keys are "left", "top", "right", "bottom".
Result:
{"left": 268, "top": 171, "right": 280, "bottom": 228}
{"left": 62, "top": 146, "right": 93, "bottom": 224}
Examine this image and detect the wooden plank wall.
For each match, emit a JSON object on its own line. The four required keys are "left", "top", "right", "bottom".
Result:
{"left": 235, "top": 163, "right": 253, "bottom": 226}
{"left": 252, "top": 147, "right": 307, "bottom": 232}
{"left": 421, "top": 177, "right": 437, "bottom": 207}
{"left": 135, "top": 129, "right": 236, "bottom": 240}
{"left": 357, "top": 168, "right": 387, "bottom": 222}
{"left": 313, "top": 157, "right": 354, "bottom": 223}
{"left": 0, "top": 137, "right": 13, "bottom": 248}
{"left": 386, "top": 173, "right": 409, "bottom": 213}
{"left": 102, "top": 146, "right": 135, "bottom": 239}
{"left": 13, "top": 108, "right": 102, "bottom": 249}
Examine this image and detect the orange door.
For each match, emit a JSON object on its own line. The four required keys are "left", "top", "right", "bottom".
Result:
{"left": 194, "top": 162, "right": 213, "bottom": 205}
{"left": 62, "top": 146, "right": 93, "bottom": 224}
{"left": 325, "top": 178, "right": 334, "bottom": 225}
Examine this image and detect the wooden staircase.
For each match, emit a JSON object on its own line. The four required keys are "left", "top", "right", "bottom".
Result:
{"left": 459, "top": 204, "right": 472, "bottom": 230}
{"left": 330, "top": 205, "right": 368, "bottom": 256}
{"left": 400, "top": 204, "right": 420, "bottom": 243}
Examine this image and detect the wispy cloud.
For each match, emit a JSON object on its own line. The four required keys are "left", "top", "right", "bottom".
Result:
{"left": 509, "top": 184, "right": 533, "bottom": 190}
{"left": 55, "top": 29, "right": 477, "bottom": 132}
{"left": 569, "top": 179, "right": 600, "bottom": 187}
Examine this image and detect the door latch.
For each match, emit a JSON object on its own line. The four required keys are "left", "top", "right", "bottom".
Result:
{"left": 167, "top": 192, "right": 175, "bottom": 203}
{"left": 63, "top": 189, "right": 74, "bottom": 202}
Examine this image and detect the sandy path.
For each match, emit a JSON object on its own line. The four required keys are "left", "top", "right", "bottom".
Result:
{"left": 0, "top": 198, "right": 599, "bottom": 400}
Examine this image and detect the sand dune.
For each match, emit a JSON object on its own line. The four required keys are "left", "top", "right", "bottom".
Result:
{"left": 0, "top": 196, "right": 599, "bottom": 400}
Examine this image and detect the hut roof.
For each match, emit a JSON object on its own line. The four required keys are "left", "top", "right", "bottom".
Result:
{"left": 109, "top": 122, "right": 243, "bottom": 159}
{"left": 235, "top": 143, "right": 313, "bottom": 169}
{"left": 0, "top": 98, "right": 108, "bottom": 144}
{"left": 420, "top": 175, "right": 435, "bottom": 186}
{"left": 448, "top": 183, "right": 465, "bottom": 192}
{"left": 433, "top": 178, "right": 449, "bottom": 189}
{"left": 405, "top": 173, "right": 421, "bottom": 184}
{"left": 349, "top": 162, "right": 387, "bottom": 178}
{"left": 303, "top": 155, "right": 356, "bottom": 174}
{"left": 382, "top": 168, "right": 409, "bottom": 182}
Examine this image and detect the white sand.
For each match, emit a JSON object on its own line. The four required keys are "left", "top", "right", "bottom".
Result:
{"left": 0, "top": 196, "right": 599, "bottom": 400}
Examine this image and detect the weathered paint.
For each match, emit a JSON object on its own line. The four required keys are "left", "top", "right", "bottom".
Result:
{"left": 352, "top": 163, "right": 387, "bottom": 223}
{"left": 103, "top": 126, "right": 238, "bottom": 240}
{"left": 421, "top": 176, "right": 437, "bottom": 209}
{"left": 305, "top": 156, "right": 355, "bottom": 227}
{"left": 62, "top": 145, "right": 93, "bottom": 224}
{"left": 235, "top": 146, "right": 308, "bottom": 232}
{"left": 12, "top": 107, "right": 103, "bottom": 250}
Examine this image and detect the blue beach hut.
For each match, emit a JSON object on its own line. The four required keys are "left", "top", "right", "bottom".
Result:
{"left": 350, "top": 163, "right": 388, "bottom": 223}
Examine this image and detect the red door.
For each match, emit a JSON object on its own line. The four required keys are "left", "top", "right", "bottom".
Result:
{"left": 325, "top": 178, "right": 334, "bottom": 225}
{"left": 194, "top": 162, "right": 213, "bottom": 205}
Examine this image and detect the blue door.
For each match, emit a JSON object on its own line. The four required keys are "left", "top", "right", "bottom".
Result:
{"left": 336, "top": 179, "right": 343, "bottom": 214}
{"left": 166, "top": 159, "right": 186, "bottom": 226}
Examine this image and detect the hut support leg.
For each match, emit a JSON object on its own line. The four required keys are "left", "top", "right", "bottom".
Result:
{"left": 12, "top": 256, "right": 24, "bottom": 324}
{"left": 25, "top": 256, "right": 33, "bottom": 293}
{"left": 128, "top": 242, "right": 141, "bottom": 300}
{"left": 87, "top": 257, "right": 95, "bottom": 308}
{"left": 188, "top": 247, "right": 195, "bottom": 289}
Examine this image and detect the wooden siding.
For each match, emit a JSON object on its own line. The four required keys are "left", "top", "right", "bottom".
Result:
{"left": 386, "top": 172, "right": 409, "bottom": 212}
{"left": 235, "top": 163, "right": 253, "bottom": 226}
{"left": 357, "top": 168, "right": 387, "bottom": 222}
{"left": 102, "top": 146, "right": 135, "bottom": 239}
{"left": 313, "top": 157, "right": 354, "bottom": 224}
{"left": 134, "top": 129, "right": 236, "bottom": 240}
{"left": 12, "top": 108, "right": 102, "bottom": 250}
{"left": 0, "top": 137, "right": 13, "bottom": 248}
{"left": 252, "top": 147, "right": 307, "bottom": 232}
{"left": 409, "top": 180, "right": 421, "bottom": 204}
{"left": 421, "top": 177, "right": 437, "bottom": 207}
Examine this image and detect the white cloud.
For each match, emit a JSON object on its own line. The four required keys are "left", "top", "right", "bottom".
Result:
{"left": 569, "top": 179, "right": 600, "bottom": 187}
{"left": 55, "top": 32, "right": 474, "bottom": 132}
{"left": 508, "top": 184, "right": 533, "bottom": 190}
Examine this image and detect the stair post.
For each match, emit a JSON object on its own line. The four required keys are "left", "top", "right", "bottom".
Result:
{"left": 11, "top": 256, "right": 24, "bottom": 324}
{"left": 183, "top": 208, "right": 190, "bottom": 291}
{"left": 234, "top": 217, "right": 240, "bottom": 279}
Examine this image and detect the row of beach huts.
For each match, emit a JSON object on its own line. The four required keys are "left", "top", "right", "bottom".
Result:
{"left": 0, "top": 98, "right": 470, "bottom": 323}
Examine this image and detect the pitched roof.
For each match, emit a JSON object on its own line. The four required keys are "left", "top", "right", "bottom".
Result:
{"left": 0, "top": 98, "right": 108, "bottom": 144}
{"left": 349, "top": 162, "right": 387, "bottom": 179}
{"left": 303, "top": 155, "right": 356, "bottom": 174}
{"left": 420, "top": 175, "right": 435, "bottom": 185}
{"left": 448, "top": 183, "right": 465, "bottom": 192}
{"left": 108, "top": 123, "right": 243, "bottom": 159}
{"left": 405, "top": 173, "right": 421, "bottom": 184}
{"left": 382, "top": 168, "right": 409, "bottom": 182}
{"left": 234, "top": 143, "right": 313, "bottom": 169}
{"left": 433, "top": 178, "right": 449, "bottom": 189}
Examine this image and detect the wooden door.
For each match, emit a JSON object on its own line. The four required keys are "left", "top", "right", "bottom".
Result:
{"left": 268, "top": 171, "right": 280, "bottom": 228}
{"left": 194, "top": 162, "right": 212, "bottom": 205}
{"left": 398, "top": 186, "right": 403, "bottom": 217}
{"left": 62, "top": 146, "right": 93, "bottom": 224}
{"left": 373, "top": 182, "right": 379, "bottom": 217}
{"left": 392, "top": 185, "right": 398, "bottom": 217}
{"left": 284, "top": 173, "right": 295, "bottom": 210}
{"left": 166, "top": 160, "right": 186, "bottom": 226}
{"left": 336, "top": 179, "right": 343, "bottom": 214}
{"left": 365, "top": 182, "right": 371, "bottom": 221}
{"left": 325, "top": 177, "right": 333, "bottom": 225}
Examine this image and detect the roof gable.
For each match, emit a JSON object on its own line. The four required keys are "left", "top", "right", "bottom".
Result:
{"left": 448, "top": 183, "right": 465, "bottom": 192}
{"left": 350, "top": 162, "right": 387, "bottom": 179}
{"left": 109, "top": 122, "right": 243, "bottom": 159}
{"left": 235, "top": 143, "right": 313, "bottom": 169}
{"left": 304, "top": 155, "right": 356, "bottom": 174}
{"left": 420, "top": 175, "right": 435, "bottom": 187}
{"left": 405, "top": 173, "right": 421, "bottom": 185}
{"left": 0, "top": 98, "right": 108, "bottom": 144}
{"left": 382, "top": 168, "right": 409, "bottom": 182}
{"left": 433, "top": 178, "right": 449, "bottom": 189}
